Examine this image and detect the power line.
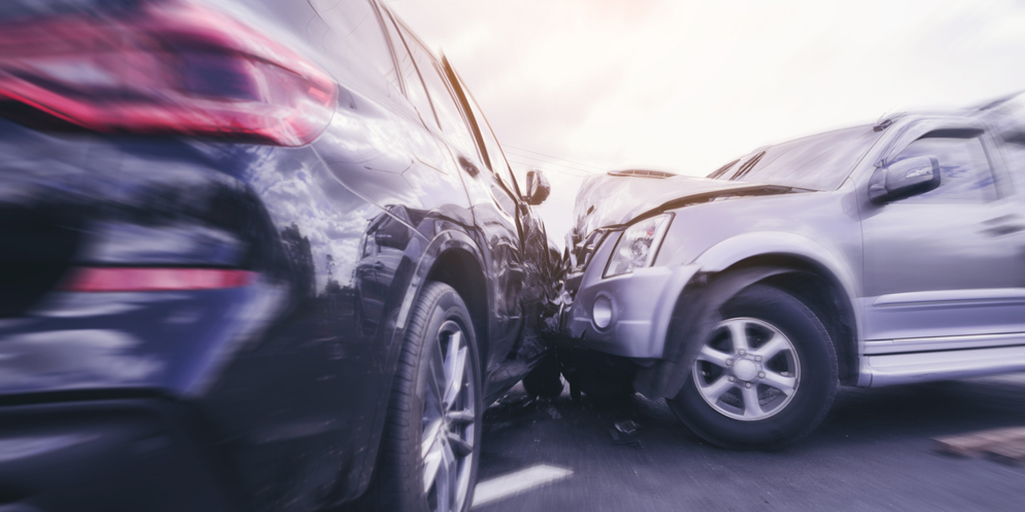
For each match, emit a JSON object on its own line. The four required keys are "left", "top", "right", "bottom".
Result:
{"left": 504, "top": 151, "right": 598, "bottom": 176}
{"left": 506, "top": 158, "right": 595, "bottom": 179}
{"left": 503, "top": 145, "right": 607, "bottom": 172}
{"left": 505, "top": 155, "right": 594, "bottom": 175}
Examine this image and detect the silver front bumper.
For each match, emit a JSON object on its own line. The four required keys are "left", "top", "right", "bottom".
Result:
{"left": 563, "top": 231, "right": 700, "bottom": 359}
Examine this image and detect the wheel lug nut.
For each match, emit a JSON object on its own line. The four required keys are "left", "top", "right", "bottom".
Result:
{"left": 738, "top": 349, "right": 746, "bottom": 356}
{"left": 758, "top": 372, "right": 765, "bottom": 378}
{"left": 725, "top": 359, "right": 733, "bottom": 366}
{"left": 745, "top": 383, "right": 752, "bottom": 388}
{"left": 728, "top": 376, "right": 736, "bottom": 382}
{"left": 755, "top": 356, "right": 762, "bottom": 362}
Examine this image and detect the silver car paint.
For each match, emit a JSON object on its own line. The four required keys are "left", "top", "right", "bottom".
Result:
{"left": 567, "top": 112, "right": 1025, "bottom": 389}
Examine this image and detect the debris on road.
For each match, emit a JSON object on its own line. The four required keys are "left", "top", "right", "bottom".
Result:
{"left": 933, "top": 427, "right": 1025, "bottom": 465}
{"left": 614, "top": 420, "right": 639, "bottom": 436}
{"left": 984, "top": 442, "right": 1025, "bottom": 466}
{"left": 609, "top": 419, "right": 642, "bottom": 447}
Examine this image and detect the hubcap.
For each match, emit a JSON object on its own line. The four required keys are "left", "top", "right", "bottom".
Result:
{"left": 691, "top": 317, "right": 801, "bottom": 421}
{"left": 732, "top": 359, "right": 759, "bottom": 381}
{"left": 422, "top": 321, "right": 475, "bottom": 512}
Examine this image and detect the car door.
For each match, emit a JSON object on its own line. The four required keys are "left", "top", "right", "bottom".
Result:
{"left": 446, "top": 62, "right": 555, "bottom": 367}
{"left": 386, "top": 19, "right": 528, "bottom": 370}
{"left": 860, "top": 126, "right": 1025, "bottom": 346}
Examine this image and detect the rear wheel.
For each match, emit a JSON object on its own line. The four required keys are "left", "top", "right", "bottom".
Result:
{"left": 669, "top": 284, "right": 837, "bottom": 450}
{"left": 371, "top": 282, "right": 482, "bottom": 512}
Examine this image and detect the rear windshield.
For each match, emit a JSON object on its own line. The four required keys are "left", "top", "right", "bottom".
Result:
{"left": 712, "top": 125, "right": 881, "bottom": 191}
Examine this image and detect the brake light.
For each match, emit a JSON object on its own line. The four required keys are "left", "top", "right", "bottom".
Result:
{"left": 0, "top": 1, "right": 336, "bottom": 146}
{"left": 61, "top": 267, "right": 254, "bottom": 292}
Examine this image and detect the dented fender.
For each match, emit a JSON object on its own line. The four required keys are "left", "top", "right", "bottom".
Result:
{"left": 632, "top": 266, "right": 793, "bottom": 399}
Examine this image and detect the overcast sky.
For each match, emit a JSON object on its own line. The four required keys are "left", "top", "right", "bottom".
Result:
{"left": 388, "top": 0, "right": 1025, "bottom": 246}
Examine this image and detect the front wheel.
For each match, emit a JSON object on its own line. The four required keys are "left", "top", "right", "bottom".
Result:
{"left": 669, "top": 284, "right": 837, "bottom": 450}
{"left": 370, "top": 282, "right": 482, "bottom": 512}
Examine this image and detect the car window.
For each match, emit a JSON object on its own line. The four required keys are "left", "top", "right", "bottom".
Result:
{"left": 725, "top": 126, "right": 880, "bottom": 190}
{"left": 379, "top": 7, "right": 439, "bottom": 130}
{"left": 892, "top": 136, "right": 998, "bottom": 203}
{"left": 393, "top": 23, "right": 478, "bottom": 158}
{"left": 310, "top": 0, "right": 399, "bottom": 92}
{"left": 1002, "top": 136, "right": 1025, "bottom": 182}
{"left": 461, "top": 81, "right": 520, "bottom": 196}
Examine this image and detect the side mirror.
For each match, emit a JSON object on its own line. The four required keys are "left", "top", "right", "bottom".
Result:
{"left": 868, "top": 156, "right": 940, "bottom": 204}
{"left": 524, "top": 169, "right": 551, "bottom": 206}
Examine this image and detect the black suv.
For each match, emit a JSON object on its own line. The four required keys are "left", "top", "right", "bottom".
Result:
{"left": 0, "top": 1, "right": 555, "bottom": 511}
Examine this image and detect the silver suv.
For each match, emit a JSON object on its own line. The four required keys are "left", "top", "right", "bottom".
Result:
{"left": 558, "top": 97, "right": 1025, "bottom": 449}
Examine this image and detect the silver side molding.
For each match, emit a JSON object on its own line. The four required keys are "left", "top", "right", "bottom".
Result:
{"left": 862, "top": 345, "right": 1025, "bottom": 387}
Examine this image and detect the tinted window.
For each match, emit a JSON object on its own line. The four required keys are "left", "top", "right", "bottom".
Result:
{"left": 725, "top": 126, "right": 880, "bottom": 190}
{"left": 462, "top": 83, "right": 519, "bottom": 195}
{"left": 893, "top": 136, "right": 997, "bottom": 203}
{"left": 311, "top": 0, "right": 399, "bottom": 91}
{"left": 394, "top": 23, "right": 477, "bottom": 157}
{"left": 380, "top": 8, "right": 438, "bottom": 129}
{"left": 1002, "top": 136, "right": 1025, "bottom": 183}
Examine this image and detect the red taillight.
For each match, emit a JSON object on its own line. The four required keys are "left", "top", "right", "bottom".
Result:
{"left": 61, "top": 267, "right": 254, "bottom": 292}
{"left": 0, "top": 1, "right": 336, "bottom": 146}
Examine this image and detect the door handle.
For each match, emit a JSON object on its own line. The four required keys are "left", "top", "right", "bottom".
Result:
{"left": 981, "top": 215, "right": 1025, "bottom": 236}
{"left": 981, "top": 224, "right": 1025, "bottom": 236}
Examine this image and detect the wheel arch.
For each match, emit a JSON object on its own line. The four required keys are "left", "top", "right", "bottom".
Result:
{"left": 353, "top": 229, "right": 490, "bottom": 504}
{"left": 636, "top": 250, "right": 861, "bottom": 399}
{"left": 717, "top": 254, "right": 859, "bottom": 386}
{"left": 392, "top": 228, "right": 490, "bottom": 371}
{"left": 425, "top": 247, "right": 490, "bottom": 370}
{"left": 693, "top": 232, "right": 860, "bottom": 385}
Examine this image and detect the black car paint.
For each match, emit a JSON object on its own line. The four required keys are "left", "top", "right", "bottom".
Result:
{"left": 0, "top": 0, "right": 554, "bottom": 510}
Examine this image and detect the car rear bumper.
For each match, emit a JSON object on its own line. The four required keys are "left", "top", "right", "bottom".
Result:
{"left": 562, "top": 233, "right": 699, "bottom": 359}
{"left": 0, "top": 397, "right": 237, "bottom": 512}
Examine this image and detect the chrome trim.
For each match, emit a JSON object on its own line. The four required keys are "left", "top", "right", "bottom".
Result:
{"left": 864, "top": 345, "right": 1025, "bottom": 387}
{"left": 864, "top": 332, "right": 1025, "bottom": 355}
{"left": 873, "top": 288, "right": 1025, "bottom": 307}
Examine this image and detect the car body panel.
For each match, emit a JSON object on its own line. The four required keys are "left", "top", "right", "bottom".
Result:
{"left": 563, "top": 226, "right": 700, "bottom": 359}
{"left": 0, "top": 0, "right": 555, "bottom": 510}
{"left": 560, "top": 104, "right": 1025, "bottom": 400}
{"left": 852, "top": 121, "right": 1025, "bottom": 343}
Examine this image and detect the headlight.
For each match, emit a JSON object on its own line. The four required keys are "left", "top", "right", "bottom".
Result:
{"left": 604, "top": 214, "right": 672, "bottom": 278}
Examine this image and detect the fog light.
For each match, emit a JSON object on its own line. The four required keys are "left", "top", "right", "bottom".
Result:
{"left": 593, "top": 295, "right": 613, "bottom": 329}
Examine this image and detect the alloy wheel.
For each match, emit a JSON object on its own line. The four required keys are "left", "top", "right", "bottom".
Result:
{"left": 691, "top": 317, "right": 801, "bottom": 421}
{"left": 421, "top": 320, "right": 476, "bottom": 512}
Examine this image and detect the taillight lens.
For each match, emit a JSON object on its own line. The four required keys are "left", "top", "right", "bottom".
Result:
{"left": 0, "top": 1, "right": 337, "bottom": 146}
{"left": 61, "top": 267, "right": 254, "bottom": 292}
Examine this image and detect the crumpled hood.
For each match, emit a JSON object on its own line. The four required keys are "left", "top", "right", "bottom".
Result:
{"left": 571, "top": 172, "right": 794, "bottom": 239}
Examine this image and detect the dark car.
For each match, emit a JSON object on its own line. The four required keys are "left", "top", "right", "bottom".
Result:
{"left": 558, "top": 96, "right": 1025, "bottom": 450}
{"left": 0, "top": 0, "right": 556, "bottom": 511}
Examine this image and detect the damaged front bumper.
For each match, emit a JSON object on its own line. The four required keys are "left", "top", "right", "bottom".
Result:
{"left": 560, "top": 230, "right": 700, "bottom": 360}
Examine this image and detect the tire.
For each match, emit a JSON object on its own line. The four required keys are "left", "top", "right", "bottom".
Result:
{"left": 522, "top": 354, "right": 564, "bottom": 399}
{"left": 370, "top": 282, "right": 482, "bottom": 512}
{"left": 668, "top": 284, "right": 837, "bottom": 450}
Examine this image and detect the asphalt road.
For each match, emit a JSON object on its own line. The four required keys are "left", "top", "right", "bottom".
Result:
{"left": 472, "top": 374, "right": 1025, "bottom": 511}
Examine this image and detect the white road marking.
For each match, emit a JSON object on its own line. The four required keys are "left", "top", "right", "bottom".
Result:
{"left": 472, "top": 464, "right": 573, "bottom": 507}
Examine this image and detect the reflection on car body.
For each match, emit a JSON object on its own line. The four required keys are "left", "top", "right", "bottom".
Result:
{"left": 559, "top": 95, "right": 1025, "bottom": 450}
{"left": 0, "top": 0, "right": 556, "bottom": 511}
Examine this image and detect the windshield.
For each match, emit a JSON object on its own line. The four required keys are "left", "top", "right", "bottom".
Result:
{"left": 712, "top": 125, "right": 881, "bottom": 191}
